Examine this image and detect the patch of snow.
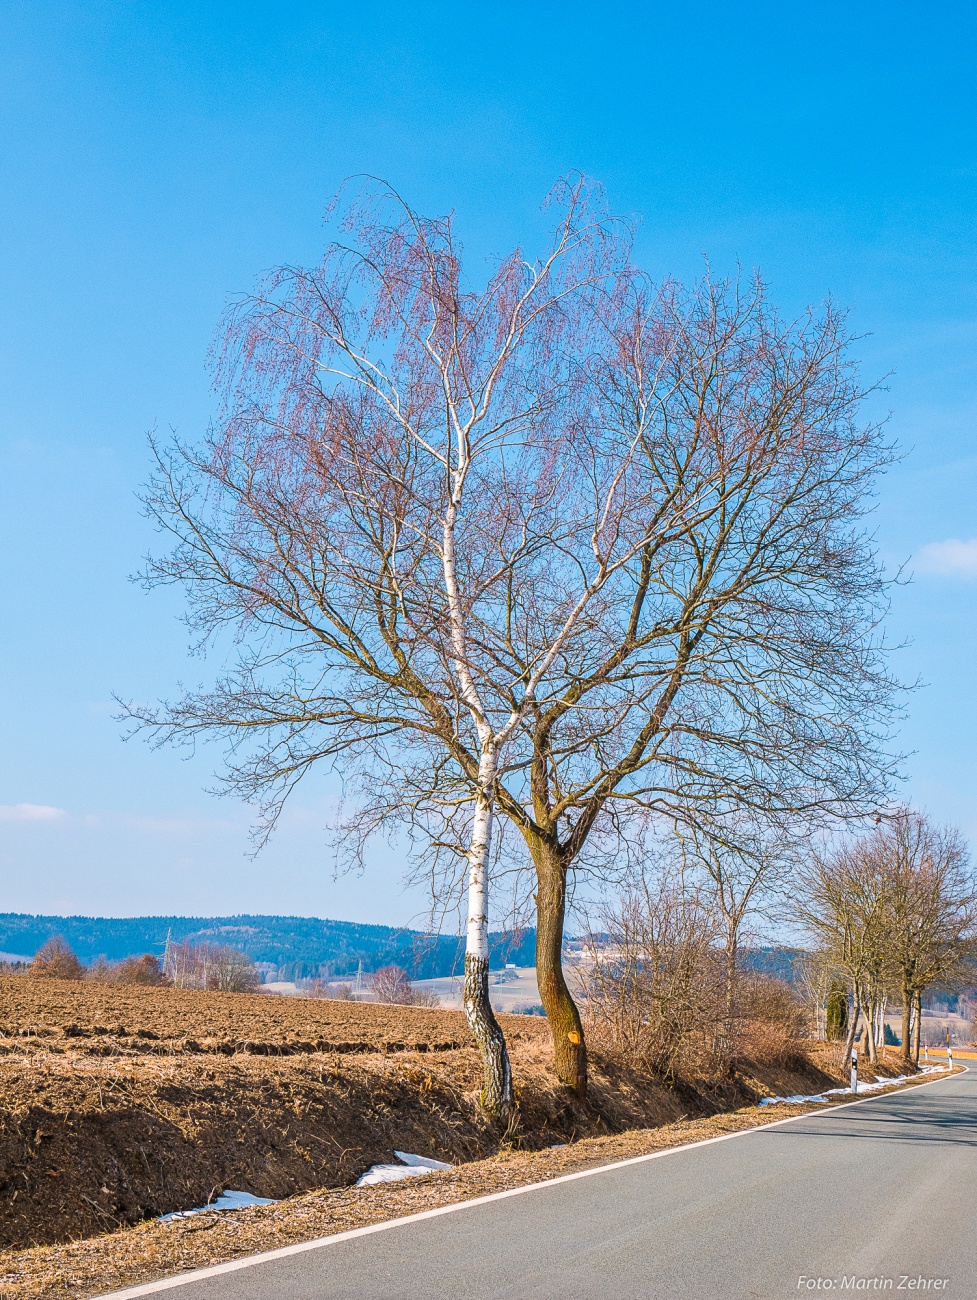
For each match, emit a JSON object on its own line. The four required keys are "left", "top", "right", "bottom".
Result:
{"left": 356, "top": 1151, "right": 452, "bottom": 1186}
{"left": 393, "top": 1150, "right": 452, "bottom": 1169}
{"left": 759, "top": 1065, "right": 950, "bottom": 1107}
{"left": 159, "top": 1189, "right": 277, "bottom": 1222}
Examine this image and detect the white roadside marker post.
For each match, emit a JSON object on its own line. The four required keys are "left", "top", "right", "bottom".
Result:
{"left": 850, "top": 1047, "right": 858, "bottom": 1095}
{"left": 946, "top": 1028, "right": 952, "bottom": 1071}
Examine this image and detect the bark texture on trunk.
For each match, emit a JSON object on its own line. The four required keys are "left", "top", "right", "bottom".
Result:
{"left": 900, "top": 985, "right": 914, "bottom": 1069}
{"left": 463, "top": 951, "right": 514, "bottom": 1126}
{"left": 860, "top": 995, "right": 876, "bottom": 1063}
{"left": 912, "top": 989, "right": 922, "bottom": 1065}
{"left": 461, "top": 780, "right": 514, "bottom": 1127}
{"left": 533, "top": 842, "right": 587, "bottom": 1098}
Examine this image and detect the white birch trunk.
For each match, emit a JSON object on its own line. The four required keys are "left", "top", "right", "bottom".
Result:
{"left": 461, "top": 753, "right": 513, "bottom": 1123}
{"left": 443, "top": 472, "right": 515, "bottom": 1125}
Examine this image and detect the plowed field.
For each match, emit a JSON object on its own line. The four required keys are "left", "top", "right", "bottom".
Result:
{"left": 0, "top": 976, "right": 850, "bottom": 1253}
{"left": 0, "top": 977, "right": 544, "bottom": 1056}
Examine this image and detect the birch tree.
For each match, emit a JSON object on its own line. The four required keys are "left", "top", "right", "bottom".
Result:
{"left": 128, "top": 178, "right": 655, "bottom": 1122}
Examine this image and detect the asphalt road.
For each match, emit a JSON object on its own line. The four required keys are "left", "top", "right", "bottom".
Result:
{"left": 113, "top": 1069, "right": 976, "bottom": 1300}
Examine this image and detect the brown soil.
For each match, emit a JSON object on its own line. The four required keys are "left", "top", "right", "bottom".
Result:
{"left": 0, "top": 977, "right": 901, "bottom": 1259}
{"left": 0, "top": 977, "right": 484, "bottom": 1057}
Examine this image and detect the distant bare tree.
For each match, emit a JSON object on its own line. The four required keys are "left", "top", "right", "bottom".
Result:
{"left": 677, "top": 818, "right": 795, "bottom": 1063}
{"left": 29, "top": 937, "right": 85, "bottom": 981}
{"left": 164, "top": 941, "right": 260, "bottom": 993}
{"left": 370, "top": 964, "right": 413, "bottom": 1004}
{"left": 798, "top": 841, "right": 889, "bottom": 1064}
{"left": 370, "top": 963, "right": 440, "bottom": 1007}
{"left": 865, "top": 810, "right": 975, "bottom": 1064}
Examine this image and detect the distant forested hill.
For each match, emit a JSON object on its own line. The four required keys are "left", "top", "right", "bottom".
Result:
{"left": 0, "top": 913, "right": 536, "bottom": 980}
{"left": 741, "top": 946, "right": 809, "bottom": 984}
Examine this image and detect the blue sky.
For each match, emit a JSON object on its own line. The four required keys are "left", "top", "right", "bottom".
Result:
{"left": 1, "top": 1, "right": 975, "bottom": 925}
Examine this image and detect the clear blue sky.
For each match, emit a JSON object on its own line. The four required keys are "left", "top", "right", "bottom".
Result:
{"left": 1, "top": 1, "right": 975, "bottom": 926}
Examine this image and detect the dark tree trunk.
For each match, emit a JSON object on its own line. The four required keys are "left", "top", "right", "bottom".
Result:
{"left": 864, "top": 995, "right": 877, "bottom": 1064}
{"left": 900, "top": 984, "right": 913, "bottom": 1069}
{"left": 842, "top": 981, "right": 860, "bottom": 1065}
{"left": 463, "top": 952, "right": 514, "bottom": 1127}
{"left": 532, "top": 840, "right": 587, "bottom": 1098}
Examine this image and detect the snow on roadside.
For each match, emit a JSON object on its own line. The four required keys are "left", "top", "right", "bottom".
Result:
{"left": 758, "top": 1064, "right": 951, "bottom": 1107}
{"left": 158, "top": 1190, "right": 277, "bottom": 1222}
{"left": 356, "top": 1151, "right": 453, "bottom": 1186}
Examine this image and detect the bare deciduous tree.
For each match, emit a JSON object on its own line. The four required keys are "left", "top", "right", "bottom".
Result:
{"left": 676, "top": 818, "right": 795, "bottom": 1063}
{"left": 29, "top": 936, "right": 85, "bottom": 981}
{"left": 164, "top": 941, "right": 261, "bottom": 993}
{"left": 128, "top": 177, "right": 900, "bottom": 1107}
{"left": 369, "top": 963, "right": 440, "bottom": 1007}
{"left": 798, "top": 841, "right": 888, "bottom": 1064}
{"left": 482, "top": 274, "right": 900, "bottom": 1095}
{"left": 866, "top": 810, "right": 975, "bottom": 1064}
{"left": 800, "top": 809, "right": 976, "bottom": 1067}
{"left": 369, "top": 964, "right": 413, "bottom": 1004}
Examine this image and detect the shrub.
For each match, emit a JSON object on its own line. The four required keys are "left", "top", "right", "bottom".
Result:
{"left": 29, "top": 936, "right": 85, "bottom": 981}
{"left": 305, "top": 979, "right": 354, "bottom": 1000}
{"left": 581, "top": 877, "right": 725, "bottom": 1080}
{"left": 86, "top": 954, "right": 168, "bottom": 985}
{"left": 883, "top": 1022, "right": 901, "bottom": 1047}
{"left": 118, "top": 954, "right": 168, "bottom": 985}
{"left": 738, "top": 976, "right": 809, "bottom": 1066}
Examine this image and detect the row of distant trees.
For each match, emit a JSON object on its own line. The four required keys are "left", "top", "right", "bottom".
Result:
{"left": 26, "top": 936, "right": 262, "bottom": 992}
{"left": 798, "top": 810, "right": 975, "bottom": 1065}
{"left": 24, "top": 938, "right": 442, "bottom": 1005}
{"left": 579, "top": 806, "right": 976, "bottom": 1079}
